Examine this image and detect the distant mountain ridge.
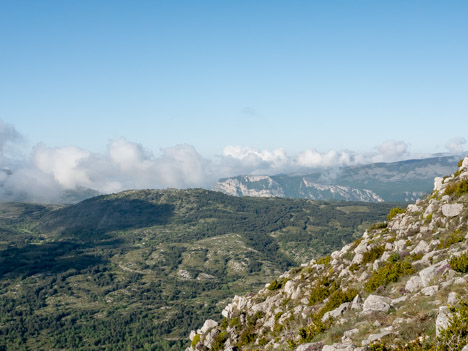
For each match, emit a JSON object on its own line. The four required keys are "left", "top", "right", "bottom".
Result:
{"left": 213, "top": 155, "right": 461, "bottom": 202}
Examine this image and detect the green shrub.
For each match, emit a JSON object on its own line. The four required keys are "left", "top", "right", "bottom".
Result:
{"left": 362, "top": 245, "right": 385, "bottom": 264}
{"left": 191, "top": 334, "right": 200, "bottom": 347}
{"left": 458, "top": 158, "right": 464, "bottom": 167}
{"left": 425, "top": 213, "right": 433, "bottom": 223}
{"left": 438, "top": 232, "right": 465, "bottom": 249}
{"left": 365, "top": 260, "right": 414, "bottom": 292}
{"left": 369, "top": 222, "right": 388, "bottom": 230}
{"left": 298, "top": 321, "right": 326, "bottom": 343}
{"left": 388, "top": 252, "right": 400, "bottom": 263}
{"left": 317, "top": 288, "right": 358, "bottom": 320}
{"left": 237, "top": 330, "right": 256, "bottom": 347}
{"left": 444, "top": 179, "right": 468, "bottom": 196}
{"left": 212, "top": 331, "right": 228, "bottom": 351}
{"left": 268, "top": 278, "right": 287, "bottom": 290}
{"left": 436, "top": 299, "right": 468, "bottom": 350}
{"left": 317, "top": 255, "right": 331, "bottom": 265}
{"left": 309, "top": 275, "right": 339, "bottom": 305}
{"left": 349, "top": 263, "right": 360, "bottom": 272}
{"left": 449, "top": 253, "right": 468, "bottom": 273}
{"left": 229, "top": 317, "right": 240, "bottom": 328}
{"left": 388, "top": 207, "right": 405, "bottom": 221}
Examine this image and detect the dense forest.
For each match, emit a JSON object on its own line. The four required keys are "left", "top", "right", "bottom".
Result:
{"left": 0, "top": 189, "right": 399, "bottom": 350}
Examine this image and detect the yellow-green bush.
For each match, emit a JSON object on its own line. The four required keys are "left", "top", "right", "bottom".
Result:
{"left": 362, "top": 245, "right": 385, "bottom": 264}
{"left": 365, "top": 260, "right": 414, "bottom": 292}
{"left": 317, "top": 255, "right": 332, "bottom": 265}
{"left": 444, "top": 179, "right": 468, "bottom": 196}
{"left": 191, "top": 334, "right": 201, "bottom": 347}
{"left": 388, "top": 207, "right": 405, "bottom": 221}
{"left": 449, "top": 252, "right": 468, "bottom": 273}
{"left": 309, "top": 275, "right": 339, "bottom": 305}
{"left": 438, "top": 232, "right": 465, "bottom": 249}
{"left": 316, "top": 288, "right": 358, "bottom": 320}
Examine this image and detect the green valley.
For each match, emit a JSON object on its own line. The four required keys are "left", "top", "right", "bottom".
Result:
{"left": 0, "top": 189, "right": 397, "bottom": 350}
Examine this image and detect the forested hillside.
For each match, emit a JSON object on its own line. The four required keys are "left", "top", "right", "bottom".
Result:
{"left": 0, "top": 190, "right": 397, "bottom": 350}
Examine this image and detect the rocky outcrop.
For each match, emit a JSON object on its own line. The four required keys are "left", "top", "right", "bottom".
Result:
{"left": 188, "top": 156, "right": 468, "bottom": 351}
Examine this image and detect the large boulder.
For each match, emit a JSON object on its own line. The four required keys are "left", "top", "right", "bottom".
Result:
{"left": 436, "top": 306, "right": 452, "bottom": 337}
{"left": 363, "top": 295, "right": 392, "bottom": 313}
{"left": 441, "top": 204, "right": 464, "bottom": 217}
{"left": 405, "top": 276, "right": 423, "bottom": 293}
{"left": 322, "top": 302, "right": 351, "bottom": 322}
{"left": 322, "top": 344, "right": 356, "bottom": 351}
{"left": 411, "top": 240, "right": 430, "bottom": 255}
{"left": 295, "top": 342, "right": 323, "bottom": 351}
{"left": 198, "top": 319, "right": 218, "bottom": 334}
{"left": 419, "top": 260, "right": 449, "bottom": 287}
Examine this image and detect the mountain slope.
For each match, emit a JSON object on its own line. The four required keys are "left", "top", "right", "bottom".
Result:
{"left": 0, "top": 190, "right": 396, "bottom": 350}
{"left": 189, "top": 156, "right": 468, "bottom": 350}
{"left": 213, "top": 156, "right": 460, "bottom": 202}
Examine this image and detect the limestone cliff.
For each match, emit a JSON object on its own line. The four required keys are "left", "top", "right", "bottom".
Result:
{"left": 188, "top": 157, "right": 468, "bottom": 350}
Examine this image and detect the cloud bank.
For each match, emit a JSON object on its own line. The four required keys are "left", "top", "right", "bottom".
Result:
{"left": 0, "top": 120, "right": 464, "bottom": 203}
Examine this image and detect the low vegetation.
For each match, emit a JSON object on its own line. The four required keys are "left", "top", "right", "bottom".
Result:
{"left": 0, "top": 190, "right": 396, "bottom": 350}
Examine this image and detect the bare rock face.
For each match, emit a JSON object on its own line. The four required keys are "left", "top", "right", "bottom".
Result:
{"left": 436, "top": 306, "right": 452, "bottom": 337}
{"left": 405, "top": 276, "right": 423, "bottom": 293}
{"left": 411, "top": 240, "right": 430, "bottom": 255}
{"left": 198, "top": 319, "right": 218, "bottom": 334}
{"left": 351, "top": 294, "right": 363, "bottom": 311}
{"left": 295, "top": 342, "right": 323, "bottom": 351}
{"left": 322, "top": 344, "right": 357, "bottom": 351}
{"left": 441, "top": 203, "right": 464, "bottom": 217}
{"left": 421, "top": 285, "right": 439, "bottom": 296}
{"left": 362, "top": 295, "right": 392, "bottom": 313}
{"left": 419, "top": 260, "right": 449, "bottom": 287}
{"left": 322, "top": 302, "right": 351, "bottom": 322}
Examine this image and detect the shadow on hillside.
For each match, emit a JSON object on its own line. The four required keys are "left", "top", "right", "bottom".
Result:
{"left": 37, "top": 198, "right": 175, "bottom": 236}
{"left": 0, "top": 241, "right": 106, "bottom": 278}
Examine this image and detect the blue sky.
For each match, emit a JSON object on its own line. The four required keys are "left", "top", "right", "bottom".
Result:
{"left": 1, "top": 1, "right": 468, "bottom": 198}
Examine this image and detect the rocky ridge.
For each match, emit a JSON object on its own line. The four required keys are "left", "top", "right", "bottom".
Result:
{"left": 213, "top": 176, "right": 383, "bottom": 202}
{"left": 188, "top": 157, "right": 468, "bottom": 350}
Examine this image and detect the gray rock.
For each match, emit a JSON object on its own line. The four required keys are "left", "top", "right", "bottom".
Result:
{"left": 419, "top": 260, "right": 449, "bottom": 287}
{"left": 295, "top": 343, "right": 323, "bottom": 351}
{"left": 447, "top": 292, "right": 458, "bottom": 305}
{"left": 368, "top": 330, "right": 392, "bottom": 342}
{"left": 411, "top": 240, "right": 430, "bottom": 255}
{"left": 391, "top": 295, "right": 408, "bottom": 305}
{"left": 462, "top": 345, "right": 468, "bottom": 351}
{"left": 322, "top": 344, "right": 356, "bottom": 351}
{"left": 351, "top": 294, "right": 363, "bottom": 311}
{"left": 322, "top": 302, "right": 351, "bottom": 322}
{"left": 352, "top": 253, "right": 364, "bottom": 265}
{"left": 436, "top": 306, "right": 452, "bottom": 337}
{"left": 344, "top": 328, "right": 359, "bottom": 338}
{"left": 405, "top": 276, "right": 423, "bottom": 293}
{"left": 424, "top": 203, "right": 436, "bottom": 217}
{"left": 357, "top": 271, "right": 369, "bottom": 282}
{"left": 421, "top": 285, "right": 439, "bottom": 296}
{"left": 434, "top": 177, "right": 444, "bottom": 191}
{"left": 363, "top": 295, "right": 392, "bottom": 313}
{"left": 394, "top": 239, "right": 407, "bottom": 251}
{"left": 441, "top": 203, "right": 464, "bottom": 217}
{"left": 354, "top": 240, "right": 369, "bottom": 255}
{"left": 198, "top": 319, "right": 218, "bottom": 334}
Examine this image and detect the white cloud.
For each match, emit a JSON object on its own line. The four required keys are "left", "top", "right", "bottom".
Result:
{"left": 2, "top": 120, "right": 463, "bottom": 203}
{"left": 445, "top": 137, "right": 466, "bottom": 153}
{"left": 33, "top": 143, "right": 92, "bottom": 189}
{"left": 372, "top": 140, "right": 409, "bottom": 162}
